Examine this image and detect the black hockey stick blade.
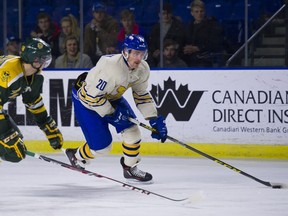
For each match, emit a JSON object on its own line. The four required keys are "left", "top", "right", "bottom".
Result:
{"left": 25, "top": 150, "right": 188, "bottom": 202}
{"left": 128, "top": 118, "right": 287, "bottom": 189}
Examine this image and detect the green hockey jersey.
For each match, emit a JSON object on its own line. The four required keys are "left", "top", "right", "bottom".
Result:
{"left": 0, "top": 55, "right": 48, "bottom": 134}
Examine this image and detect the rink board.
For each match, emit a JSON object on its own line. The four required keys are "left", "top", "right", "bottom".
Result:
{"left": 5, "top": 69, "right": 288, "bottom": 159}
{"left": 25, "top": 140, "right": 288, "bottom": 159}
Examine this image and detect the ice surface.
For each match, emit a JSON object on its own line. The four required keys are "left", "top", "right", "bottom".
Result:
{"left": 1, "top": 155, "right": 288, "bottom": 216}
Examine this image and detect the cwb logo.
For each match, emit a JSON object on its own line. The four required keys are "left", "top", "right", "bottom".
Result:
{"left": 150, "top": 77, "right": 205, "bottom": 121}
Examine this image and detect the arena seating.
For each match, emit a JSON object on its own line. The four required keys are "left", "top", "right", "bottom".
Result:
{"left": 1, "top": 0, "right": 284, "bottom": 53}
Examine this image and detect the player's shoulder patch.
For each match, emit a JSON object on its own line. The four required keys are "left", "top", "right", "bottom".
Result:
{"left": 0, "top": 56, "right": 23, "bottom": 88}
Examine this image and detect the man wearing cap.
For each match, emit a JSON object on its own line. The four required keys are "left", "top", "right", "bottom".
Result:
{"left": 6, "top": 36, "right": 21, "bottom": 56}
{"left": 84, "top": 2, "right": 119, "bottom": 65}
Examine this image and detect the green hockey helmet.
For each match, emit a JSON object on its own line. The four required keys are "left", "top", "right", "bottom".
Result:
{"left": 21, "top": 38, "right": 52, "bottom": 68}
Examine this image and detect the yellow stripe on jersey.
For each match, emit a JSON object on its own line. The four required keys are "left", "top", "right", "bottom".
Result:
{"left": 79, "top": 84, "right": 107, "bottom": 107}
{"left": 106, "top": 86, "right": 127, "bottom": 100}
{"left": 0, "top": 104, "right": 4, "bottom": 120}
{"left": 122, "top": 142, "right": 140, "bottom": 157}
{"left": 25, "top": 96, "right": 46, "bottom": 114}
{"left": 26, "top": 95, "right": 43, "bottom": 107}
{"left": 8, "top": 87, "right": 21, "bottom": 99}
{"left": 133, "top": 91, "right": 153, "bottom": 105}
{"left": 27, "top": 105, "right": 46, "bottom": 114}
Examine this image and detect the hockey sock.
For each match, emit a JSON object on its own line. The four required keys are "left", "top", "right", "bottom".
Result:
{"left": 77, "top": 142, "right": 95, "bottom": 160}
{"left": 122, "top": 142, "right": 140, "bottom": 166}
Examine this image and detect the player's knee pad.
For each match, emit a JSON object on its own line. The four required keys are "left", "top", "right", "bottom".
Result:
{"left": 122, "top": 125, "right": 141, "bottom": 144}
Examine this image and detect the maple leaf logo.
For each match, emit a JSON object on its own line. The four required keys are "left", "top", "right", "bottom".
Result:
{"left": 150, "top": 77, "right": 206, "bottom": 121}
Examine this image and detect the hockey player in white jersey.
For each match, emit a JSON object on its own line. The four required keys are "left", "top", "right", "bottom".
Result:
{"left": 66, "top": 34, "right": 167, "bottom": 182}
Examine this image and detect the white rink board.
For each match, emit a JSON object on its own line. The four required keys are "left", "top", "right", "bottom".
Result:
{"left": 9, "top": 69, "right": 288, "bottom": 145}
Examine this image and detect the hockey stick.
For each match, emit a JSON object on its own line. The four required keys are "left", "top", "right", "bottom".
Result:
{"left": 25, "top": 150, "right": 188, "bottom": 202}
{"left": 129, "top": 118, "right": 286, "bottom": 189}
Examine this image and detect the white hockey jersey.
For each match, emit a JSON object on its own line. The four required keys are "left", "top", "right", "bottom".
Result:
{"left": 78, "top": 54, "right": 158, "bottom": 119}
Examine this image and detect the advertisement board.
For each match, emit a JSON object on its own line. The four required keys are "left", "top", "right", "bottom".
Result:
{"left": 7, "top": 69, "right": 288, "bottom": 145}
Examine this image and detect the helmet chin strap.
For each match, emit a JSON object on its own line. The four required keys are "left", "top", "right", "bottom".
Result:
{"left": 122, "top": 51, "right": 134, "bottom": 69}
{"left": 31, "top": 62, "right": 41, "bottom": 73}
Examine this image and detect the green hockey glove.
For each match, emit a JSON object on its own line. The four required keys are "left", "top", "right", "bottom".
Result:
{"left": 0, "top": 129, "right": 26, "bottom": 162}
{"left": 39, "top": 116, "right": 63, "bottom": 149}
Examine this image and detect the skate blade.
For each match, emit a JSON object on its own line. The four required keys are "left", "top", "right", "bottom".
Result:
{"left": 61, "top": 148, "right": 86, "bottom": 170}
{"left": 125, "top": 178, "right": 154, "bottom": 185}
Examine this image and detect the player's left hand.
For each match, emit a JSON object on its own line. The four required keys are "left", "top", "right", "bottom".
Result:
{"left": 149, "top": 115, "right": 167, "bottom": 143}
{"left": 39, "top": 116, "right": 63, "bottom": 149}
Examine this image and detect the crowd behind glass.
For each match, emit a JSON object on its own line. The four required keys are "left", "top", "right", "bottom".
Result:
{"left": 1, "top": 0, "right": 284, "bottom": 68}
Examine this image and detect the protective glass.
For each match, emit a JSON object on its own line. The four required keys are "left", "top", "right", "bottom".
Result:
{"left": 128, "top": 49, "right": 148, "bottom": 61}
{"left": 39, "top": 54, "right": 52, "bottom": 68}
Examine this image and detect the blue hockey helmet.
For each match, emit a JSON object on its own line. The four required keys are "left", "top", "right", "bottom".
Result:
{"left": 122, "top": 34, "right": 148, "bottom": 60}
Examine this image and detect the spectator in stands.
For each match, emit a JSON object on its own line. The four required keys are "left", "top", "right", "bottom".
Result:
{"left": 183, "top": 0, "right": 223, "bottom": 67}
{"left": 116, "top": 9, "right": 145, "bottom": 52}
{"left": 55, "top": 35, "right": 93, "bottom": 68}
{"left": 30, "top": 12, "right": 61, "bottom": 67}
{"left": 59, "top": 14, "right": 80, "bottom": 55}
{"left": 84, "top": 2, "right": 119, "bottom": 65}
{"left": 157, "top": 39, "right": 188, "bottom": 68}
{"left": 6, "top": 36, "right": 21, "bottom": 56}
{"left": 148, "top": 3, "right": 185, "bottom": 67}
